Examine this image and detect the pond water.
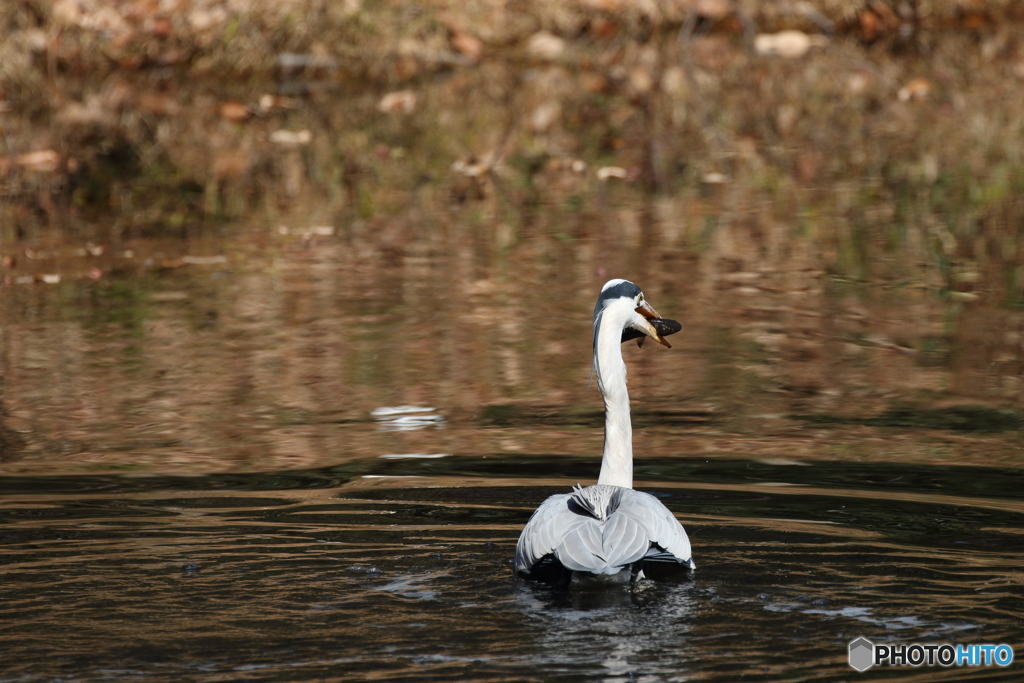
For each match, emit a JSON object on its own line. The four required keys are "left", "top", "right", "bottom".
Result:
{"left": 2, "top": 228, "right": 1024, "bottom": 682}
{"left": 3, "top": 457, "right": 1024, "bottom": 682}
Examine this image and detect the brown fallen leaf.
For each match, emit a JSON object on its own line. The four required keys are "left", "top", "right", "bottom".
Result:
{"left": 628, "top": 67, "right": 653, "bottom": 95}
{"left": 149, "top": 16, "right": 173, "bottom": 38}
{"left": 213, "top": 150, "right": 251, "bottom": 181}
{"left": 219, "top": 101, "right": 252, "bottom": 122}
{"left": 450, "top": 31, "right": 483, "bottom": 60}
{"left": 589, "top": 18, "right": 618, "bottom": 39}
{"left": 258, "top": 94, "right": 299, "bottom": 113}
{"left": 15, "top": 150, "right": 61, "bottom": 173}
{"left": 138, "top": 91, "right": 181, "bottom": 116}
{"left": 859, "top": 9, "right": 881, "bottom": 41}
{"left": 754, "top": 31, "right": 828, "bottom": 58}
{"left": 694, "top": 0, "right": 733, "bottom": 20}
{"left": 157, "top": 49, "right": 188, "bottom": 66}
{"left": 580, "top": 0, "right": 623, "bottom": 11}
{"left": 580, "top": 71, "right": 610, "bottom": 94}
{"left": 898, "top": 78, "right": 931, "bottom": 102}
{"left": 530, "top": 101, "right": 560, "bottom": 132}
{"left": 526, "top": 31, "right": 565, "bottom": 61}
{"left": 597, "top": 166, "right": 627, "bottom": 180}
{"left": 378, "top": 90, "right": 417, "bottom": 114}
{"left": 269, "top": 129, "right": 312, "bottom": 145}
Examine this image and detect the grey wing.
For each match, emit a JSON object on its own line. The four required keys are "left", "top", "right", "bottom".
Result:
{"left": 589, "top": 507, "right": 653, "bottom": 571}
{"left": 514, "top": 493, "right": 577, "bottom": 574}
{"left": 516, "top": 491, "right": 665, "bottom": 576}
{"left": 617, "top": 490, "right": 694, "bottom": 568}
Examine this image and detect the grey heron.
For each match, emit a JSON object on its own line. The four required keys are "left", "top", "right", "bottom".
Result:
{"left": 514, "top": 279, "right": 695, "bottom": 584}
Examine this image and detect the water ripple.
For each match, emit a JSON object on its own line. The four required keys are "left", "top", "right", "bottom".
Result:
{"left": 1, "top": 458, "right": 1022, "bottom": 682}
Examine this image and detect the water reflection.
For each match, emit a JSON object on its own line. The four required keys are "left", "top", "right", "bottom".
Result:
{"left": 1, "top": 232, "right": 1022, "bottom": 475}
{"left": 515, "top": 581, "right": 697, "bottom": 682}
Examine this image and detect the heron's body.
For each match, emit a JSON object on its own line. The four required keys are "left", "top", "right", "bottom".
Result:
{"left": 514, "top": 279, "right": 694, "bottom": 583}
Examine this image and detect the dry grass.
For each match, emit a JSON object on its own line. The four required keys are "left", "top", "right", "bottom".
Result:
{"left": 1, "top": 0, "right": 1024, "bottom": 302}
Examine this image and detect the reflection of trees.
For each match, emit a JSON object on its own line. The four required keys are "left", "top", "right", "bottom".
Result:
{"left": 2, "top": 204, "right": 1023, "bottom": 473}
{"left": 0, "top": 383, "right": 25, "bottom": 461}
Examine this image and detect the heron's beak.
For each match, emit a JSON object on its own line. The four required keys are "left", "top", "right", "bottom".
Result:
{"left": 635, "top": 300, "right": 681, "bottom": 348}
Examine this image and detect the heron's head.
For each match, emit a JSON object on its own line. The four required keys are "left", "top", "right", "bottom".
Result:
{"left": 592, "top": 279, "right": 682, "bottom": 350}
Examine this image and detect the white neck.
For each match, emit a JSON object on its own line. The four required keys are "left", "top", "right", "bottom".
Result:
{"left": 594, "top": 300, "right": 634, "bottom": 488}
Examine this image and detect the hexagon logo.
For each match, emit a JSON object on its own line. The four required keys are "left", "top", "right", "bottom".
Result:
{"left": 849, "top": 637, "right": 874, "bottom": 672}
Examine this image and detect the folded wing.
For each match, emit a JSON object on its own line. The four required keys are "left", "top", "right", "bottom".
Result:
{"left": 615, "top": 490, "right": 694, "bottom": 568}
{"left": 514, "top": 488, "right": 693, "bottom": 577}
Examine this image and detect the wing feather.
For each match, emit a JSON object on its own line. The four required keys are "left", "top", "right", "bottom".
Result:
{"left": 601, "top": 512, "right": 649, "bottom": 568}
{"left": 515, "top": 493, "right": 575, "bottom": 573}
{"left": 556, "top": 520, "right": 605, "bottom": 571}
{"left": 617, "top": 490, "right": 693, "bottom": 567}
{"left": 515, "top": 487, "right": 694, "bottom": 577}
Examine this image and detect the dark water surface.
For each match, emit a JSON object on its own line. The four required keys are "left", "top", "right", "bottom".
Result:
{"left": 3, "top": 456, "right": 1023, "bottom": 682}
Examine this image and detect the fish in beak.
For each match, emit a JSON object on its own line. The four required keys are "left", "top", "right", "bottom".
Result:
{"left": 625, "top": 299, "right": 683, "bottom": 348}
